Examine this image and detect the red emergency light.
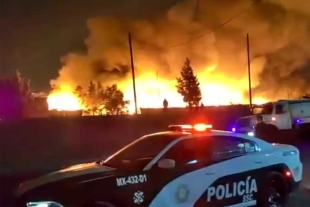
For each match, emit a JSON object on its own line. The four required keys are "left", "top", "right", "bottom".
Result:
{"left": 168, "top": 123, "right": 212, "bottom": 132}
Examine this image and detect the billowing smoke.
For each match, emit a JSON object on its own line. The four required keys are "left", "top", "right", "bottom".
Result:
{"left": 51, "top": 0, "right": 310, "bottom": 104}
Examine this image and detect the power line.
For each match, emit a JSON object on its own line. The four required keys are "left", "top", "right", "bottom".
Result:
{"left": 166, "top": 0, "right": 262, "bottom": 50}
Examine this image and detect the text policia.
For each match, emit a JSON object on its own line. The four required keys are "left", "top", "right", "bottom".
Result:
{"left": 207, "top": 176, "right": 258, "bottom": 203}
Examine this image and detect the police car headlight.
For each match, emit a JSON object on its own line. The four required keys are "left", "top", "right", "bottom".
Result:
{"left": 27, "top": 201, "right": 63, "bottom": 207}
{"left": 247, "top": 132, "right": 254, "bottom": 136}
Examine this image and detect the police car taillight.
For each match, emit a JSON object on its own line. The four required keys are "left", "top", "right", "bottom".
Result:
{"left": 285, "top": 171, "right": 292, "bottom": 177}
{"left": 168, "top": 124, "right": 212, "bottom": 132}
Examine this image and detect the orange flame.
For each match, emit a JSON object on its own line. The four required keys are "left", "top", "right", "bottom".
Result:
{"left": 47, "top": 85, "right": 83, "bottom": 111}
{"left": 47, "top": 72, "right": 268, "bottom": 112}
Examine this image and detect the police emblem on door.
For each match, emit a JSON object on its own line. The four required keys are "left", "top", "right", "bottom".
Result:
{"left": 176, "top": 184, "right": 190, "bottom": 203}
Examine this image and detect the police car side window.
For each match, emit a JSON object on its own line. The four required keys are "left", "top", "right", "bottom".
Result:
{"left": 244, "top": 142, "right": 256, "bottom": 153}
{"left": 162, "top": 138, "right": 212, "bottom": 165}
{"left": 213, "top": 136, "right": 256, "bottom": 159}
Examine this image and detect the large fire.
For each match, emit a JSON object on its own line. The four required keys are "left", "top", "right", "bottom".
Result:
{"left": 47, "top": 85, "right": 84, "bottom": 111}
{"left": 45, "top": 0, "right": 310, "bottom": 112}
{"left": 47, "top": 73, "right": 268, "bottom": 113}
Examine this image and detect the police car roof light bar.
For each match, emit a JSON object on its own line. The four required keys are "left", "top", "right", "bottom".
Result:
{"left": 193, "top": 124, "right": 212, "bottom": 131}
{"left": 168, "top": 124, "right": 212, "bottom": 132}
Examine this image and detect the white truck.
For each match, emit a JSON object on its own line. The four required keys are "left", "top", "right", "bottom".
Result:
{"left": 234, "top": 99, "right": 310, "bottom": 137}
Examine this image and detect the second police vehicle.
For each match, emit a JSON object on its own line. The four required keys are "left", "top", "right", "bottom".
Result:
{"left": 15, "top": 124, "right": 302, "bottom": 207}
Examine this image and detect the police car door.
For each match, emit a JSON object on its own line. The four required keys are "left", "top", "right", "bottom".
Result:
{"left": 148, "top": 136, "right": 216, "bottom": 207}
{"left": 203, "top": 135, "right": 261, "bottom": 207}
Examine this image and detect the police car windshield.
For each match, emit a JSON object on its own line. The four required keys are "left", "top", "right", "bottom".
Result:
{"left": 103, "top": 134, "right": 181, "bottom": 167}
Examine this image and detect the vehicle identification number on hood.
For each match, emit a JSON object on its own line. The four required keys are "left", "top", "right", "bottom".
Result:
{"left": 116, "top": 174, "right": 147, "bottom": 186}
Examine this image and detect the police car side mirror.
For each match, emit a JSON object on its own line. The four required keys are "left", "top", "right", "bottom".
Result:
{"left": 157, "top": 159, "right": 175, "bottom": 169}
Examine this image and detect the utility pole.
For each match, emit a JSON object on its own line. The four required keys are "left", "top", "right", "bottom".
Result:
{"left": 287, "top": 88, "right": 291, "bottom": 100}
{"left": 247, "top": 33, "right": 253, "bottom": 113}
{"left": 128, "top": 33, "right": 138, "bottom": 114}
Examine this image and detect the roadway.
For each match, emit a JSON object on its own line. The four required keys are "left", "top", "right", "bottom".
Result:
{"left": 287, "top": 142, "right": 310, "bottom": 206}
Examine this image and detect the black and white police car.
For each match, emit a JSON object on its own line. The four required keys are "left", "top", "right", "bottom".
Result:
{"left": 15, "top": 124, "right": 302, "bottom": 207}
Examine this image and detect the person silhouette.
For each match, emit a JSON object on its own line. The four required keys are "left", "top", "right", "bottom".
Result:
{"left": 163, "top": 99, "right": 168, "bottom": 109}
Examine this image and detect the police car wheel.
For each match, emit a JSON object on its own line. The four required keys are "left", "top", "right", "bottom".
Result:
{"left": 267, "top": 172, "right": 289, "bottom": 207}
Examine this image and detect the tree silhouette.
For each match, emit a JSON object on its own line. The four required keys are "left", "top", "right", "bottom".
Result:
{"left": 74, "top": 85, "right": 86, "bottom": 107}
{"left": 102, "top": 84, "right": 129, "bottom": 115}
{"left": 0, "top": 70, "right": 32, "bottom": 119}
{"left": 83, "top": 81, "right": 105, "bottom": 115}
{"left": 74, "top": 82, "right": 129, "bottom": 115}
{"left": 74, "top": 85, "right": 84, "bottom": 99}
{"left": 176, "top": 58, "right": 202, "bottom": 108}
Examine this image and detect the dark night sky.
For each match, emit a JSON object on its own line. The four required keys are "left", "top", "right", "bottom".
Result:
{"left": 1, "top": 0, "right": 180, "bottom": 91}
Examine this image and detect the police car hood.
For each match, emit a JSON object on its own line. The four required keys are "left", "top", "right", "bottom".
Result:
{"left": 16, "top": 162, "right": 116, "bottom": 197}
{"left": 272, "top": 143, "right": 297, "bottom": 150}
